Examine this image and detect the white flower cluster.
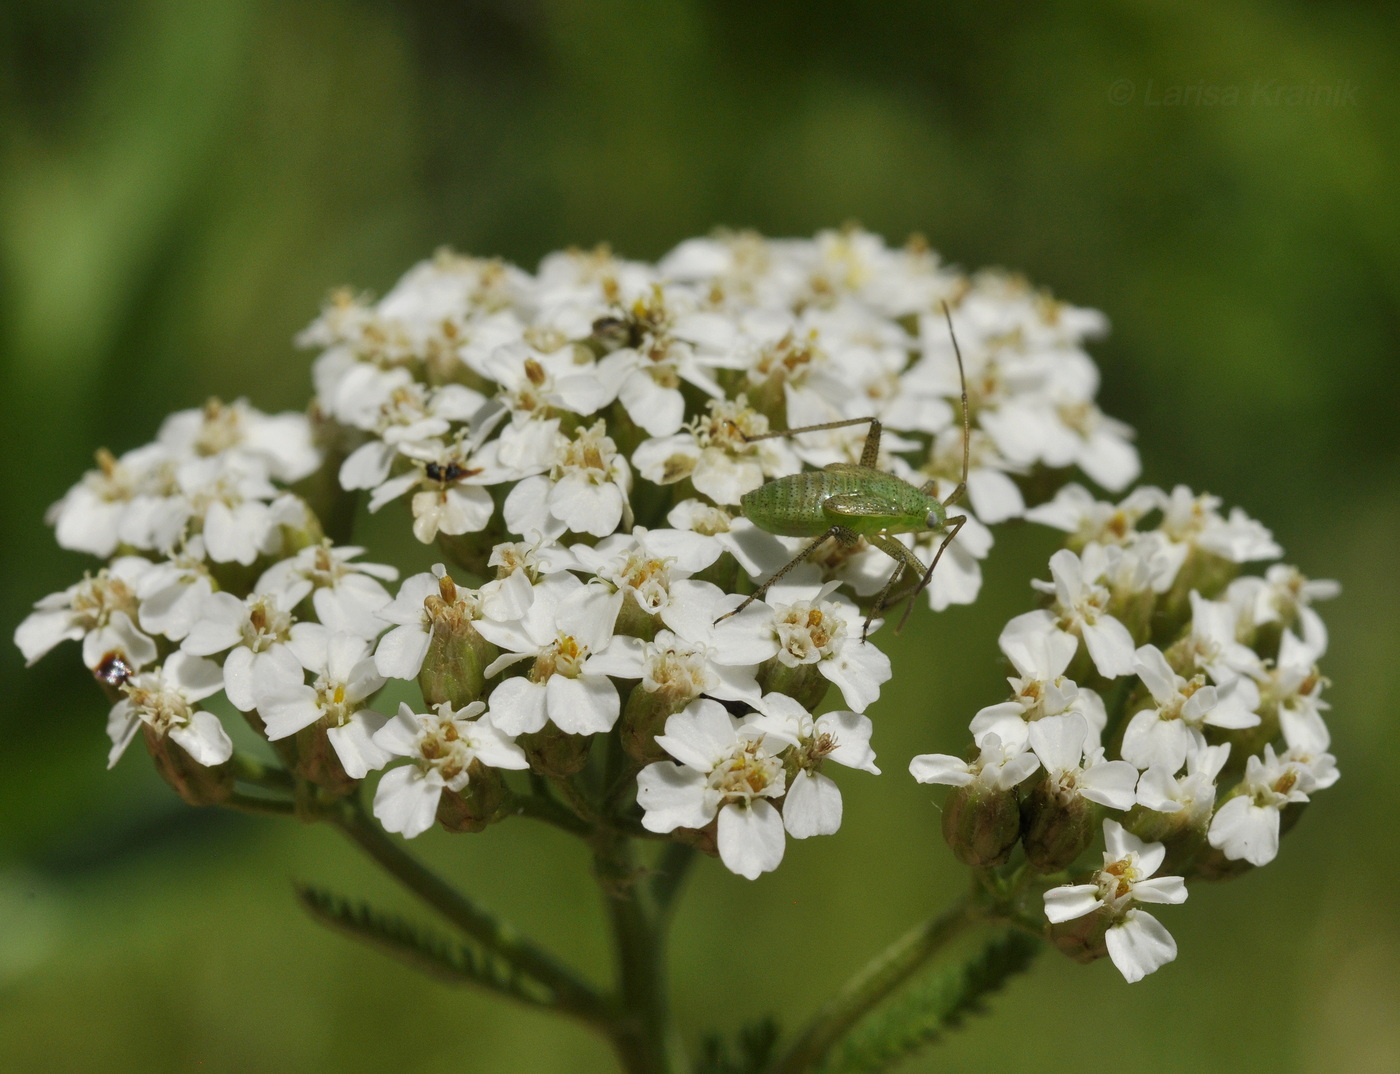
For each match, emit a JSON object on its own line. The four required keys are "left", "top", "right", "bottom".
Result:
{"left": 17, "top": 228, "right": 1146, "bottom": 882}
{"left": 911, "top": 482, "right": 1339, "bottom": 981}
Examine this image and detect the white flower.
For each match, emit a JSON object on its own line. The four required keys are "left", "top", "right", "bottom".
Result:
{"left": 1157, "top": 486, "right": 1282, "bottom": 567}
{"left": 908, "top": 731, "right": 1040, "bottom": 792}
{"left": 181, "top": 588, "right": 309, "bottom": 712}
{"left": 46, "top": 444, "right": 176, "bottom": 557}
{"left": 1043, "top": 820, "right": 1188, "bottom": 983}
{"left": 747, "top": 692, "right": 879, "bottom": 839}
{"left": 1264, "top": 630, "right": 1331, "bottom": 753}
{"left": 636, "top": 699, "right": 789, "bottom": 880}
{"left": 253, "top": 627, "right": 390, "bottom": 778}
{"left": 566, "top": 527, "right": 719, "bottom": 617}
{"left": 157, "top": 398, "right": 321, "bottom": 483}
{"left": 969, "top": 626, "right": 1107, "bottom": 751}
{"left": 473, "top": 573, "right": 625, "bottom": 736}
{"left": 374, "top": 565, "right": 485, "bottom": 681}
{"left": 371, "top": 701, "right": 529, "bottom": 838}
{"left": 584, "top": 628, "right": 762, "bottom": 708}
{"left": 1249, "top": 564, "right": 1340, "bottom": 652}
{"left": 14, "top": 557, "right": 157, "bottom": 671}
{"left": 1028, "top": 714, "right": 1139, "bottom": 811}
{"left": 1121, "top": 645, "right": 1259, "bottom": 771}
{"left": 763, "top": 583, "right": 892, "bottom": 711}
{"left": 1206, "top": 744, "right": 1322, "bottom": 866}
{"left": 257, "top": 543, "right": 398, "bottom": 640}
{"left": 1135, "top": 743, "right": 1231, "bottom": 824}
{"left": 504, "top": 419, "right": 633, "bottom": 540}
{"left": 106, "top": 652, "right": 229, "bottom": 769}
{"left": 632, "top": 396, "right": 798, "bottom": 506}
{"left": 1017, "top": 547, "right": 1137, "bottom": 678}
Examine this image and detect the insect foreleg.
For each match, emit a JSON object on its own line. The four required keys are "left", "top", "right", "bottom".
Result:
{"left": 863, "top": 532, "right": 934, "bottom": 641}
{"left": 713, "top": 525, "right": 856, "bottom": 625}
{"left": 895, "top": 513, "right": 968, "bottom": 633}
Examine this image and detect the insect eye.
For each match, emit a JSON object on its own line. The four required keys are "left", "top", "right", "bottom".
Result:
{"left": 926, "top": 509, "right": 944, "bottom": 530}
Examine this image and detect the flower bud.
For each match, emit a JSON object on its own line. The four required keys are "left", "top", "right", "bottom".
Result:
{"left": 1122, "top": 803, "right": 1209, "bottom": 878}
{"left": 291, "top": 724, "right": 357, "bottom": 799}
{"left": 942, "top": 782, "right": 1022, "bottom": 868}
{"left": 143, "top": 726, "right": 234, "bottom": 806}
{"left": 1048, "top": 906, "right": 1110, "bottom": 964}
{"left": 519, "top": 725, "right": 592, "bottom": 778}
{"left": 620, "top": 682, "right": 687, "bottom": 765}
{"left": 418, "top": 573, "right": 496, "bottom": 709}
{"left": 435, "top": 763, "right": 508, "bottom": 834}
{"left": 756, "top": 660, "right": 829, "bottom": 712}
{"left": 1020, "top": 778, "right": 1096, "bottom": 873}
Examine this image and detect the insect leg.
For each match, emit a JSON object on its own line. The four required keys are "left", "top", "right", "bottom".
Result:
{"left": 725, "top": 415, "right": 880, "bottom": 447}
{"left": 713, "top": 525, "right": 855, "bottom": 625}
{"left": 865, "top": 532, "right": 934, "bottom": 641}
{"left": 895, "top": 513, "right": 968, "bottom": 633}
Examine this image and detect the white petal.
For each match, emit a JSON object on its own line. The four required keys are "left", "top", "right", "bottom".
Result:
{"left": 1207, "top": 796, "right": 1280, "bottom": 866}
{"left": 486, "top": 676, "right": 550, "bottom": 736}
{"left": 167, "top": 710, "right": 234, "bottom": 766}
{"left": 326, "top": 711, "right": 392, "bottom": 778}
{"left": 782, "top": 770, "right": 843, "bottom": 838}
{"left": 1082, "top": 616, "right": 1136, "bottom": 678}
{"left": 717, "top": 799, "right": 786, "bottom": 880}
{"left": 1105, "top": 910, "right": 1177, "bottom": 983}
{"left": 374, "top": 623, "right": 432, "bottom": 680}
{"left": 1043, "top": 883, "right": 1102, "bottom": 924}
{"left": 372, "top": 766, "right": 442, "bottom": 838}
{"left": 908, "top": 753, "right": 973, "bottom": 787}
{"left": 546, "top": 674, "right": 619, "bottom": 735}
{"left": 636, "top": 763, "right": 713, "bottom": 832}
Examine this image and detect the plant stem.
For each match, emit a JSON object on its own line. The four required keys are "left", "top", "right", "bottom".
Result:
{"left": 229, "top": 750, "right": 294, "bottom": 791}
{"left": 329, "top": 797, "right": 611, "bottom": 1026}
{"left": 766, "top": 892, "right": 981, "bottom": 1074}
{"left": 221, "top": 791, "right": 297, "bottom": 818}
{"left": 595, "top": 829, "right": 689, "bottom": 1074}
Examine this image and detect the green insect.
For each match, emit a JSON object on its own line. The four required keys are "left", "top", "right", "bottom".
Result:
{"left": 716, "top": 304, "right": 970, "bottom": 640}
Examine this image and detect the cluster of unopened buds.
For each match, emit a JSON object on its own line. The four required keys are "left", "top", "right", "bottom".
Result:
{"left": 17, "top": 226, "right": 1337, "bottom": 995}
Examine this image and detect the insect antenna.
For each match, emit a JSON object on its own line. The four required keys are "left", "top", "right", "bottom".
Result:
{"left": 897, "top": 300, "right": 971, "bottom": 631}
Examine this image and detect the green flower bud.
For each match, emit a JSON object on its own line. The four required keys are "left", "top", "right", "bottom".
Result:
{"left": 1048, "top": 905, "right": 1110, "bottom": 964}
{"left": 435, "top": 763, "right": 508, "bottom": 834}
{"left": 519, "top": 725, "right": 592, "bottom": 778}
{"left": 942, "top": 782, "right": 1022, "bottom": 868}
{"left": 143, "top": 726, "right": 234, "bottom": 807}
{"left": 1020, "top": 777, "right": 1096, "bottom": 873}
{"left": 291, "top": 723, "right": 357, "bottom": 799}
{"left": 418, "top": 573, "right": 496, "bottom": 709}
{"left": 756, "top": 659, "right": 828, "bottom": 712}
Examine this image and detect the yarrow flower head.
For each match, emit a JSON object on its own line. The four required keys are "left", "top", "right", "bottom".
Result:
{"left": 15, "top": 224, "right": 1340, "bottom": 1042}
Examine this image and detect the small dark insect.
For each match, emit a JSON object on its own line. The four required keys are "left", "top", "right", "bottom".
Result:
{"left": 94, "top": 652, "right": 135, "bottom": 688}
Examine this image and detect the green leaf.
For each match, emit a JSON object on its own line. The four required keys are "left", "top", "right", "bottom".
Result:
{"left": 697, "top": 1017, "right": 780, "bottom": 1074}
{"left": 294, "top": 884, "right": 555, "bottom": 1008}
{"left": 819, "top": 930, "right": 1041, "bottom": 1074}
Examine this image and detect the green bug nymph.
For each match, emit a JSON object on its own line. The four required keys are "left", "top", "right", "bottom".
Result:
{"left": 716, "top": 304, "right": 970, "bottom": 640}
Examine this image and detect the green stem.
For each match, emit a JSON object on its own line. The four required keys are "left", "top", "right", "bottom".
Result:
{"left": 221, "top": 791, "right": 297, "bottom": 818}
{"left": 508, "top": 791, "right": 594, "bottom": 838}
{"left": 329, "top": 798, "right": 611, "bottom": 1026}
{"left": 595, "top": 829, "right": 689, "bottom": 1074}
{"left": 229, "top": 751, "right": 294, "bottom": 791}
{"left": 767, "top": 893, "right": 981, "bottom": 1074}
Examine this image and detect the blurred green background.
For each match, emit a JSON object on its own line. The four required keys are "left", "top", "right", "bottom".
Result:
{"left": 2, "top": 2, "right": 1397, "bottom": 1071}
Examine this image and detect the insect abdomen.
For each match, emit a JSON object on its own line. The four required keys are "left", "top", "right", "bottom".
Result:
{"left": 740, "top": 470, "right": 865, "bottom": 537}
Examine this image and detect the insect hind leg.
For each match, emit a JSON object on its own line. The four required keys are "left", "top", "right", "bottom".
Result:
{"left": 713, "top": 525, "right": 856, "bottom": 625}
